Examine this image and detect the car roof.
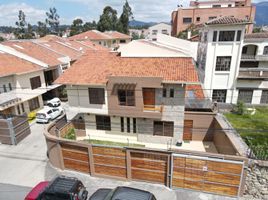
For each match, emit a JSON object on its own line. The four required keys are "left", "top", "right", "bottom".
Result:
{"left": 111, "top": 186, "right": 153, "bottom": 200}
{"left": 25, "top": 181, "right": 49, "bottom": 200}
{"left": 38, "top": 107, "right": 52, "bottom": 112}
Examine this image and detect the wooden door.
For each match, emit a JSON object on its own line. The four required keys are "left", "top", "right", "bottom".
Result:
{"left": 143, "top": 88, "right": 155, "bottom": 109}
{"left": 183, "top": 120, "right": 193, "bottom": 141}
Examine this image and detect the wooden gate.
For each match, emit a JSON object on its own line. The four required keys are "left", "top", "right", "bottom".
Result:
{"left": 129, "top": 150, "right": 170, "bottom": 185}
{"left": 171, "top": 154, "right": 244, "bottom": 197}
{"left": 61, "top": 144, "right": 90, "bottom": 174}
{"left": 183, "top": 120, "right": 193, "bottom": 141}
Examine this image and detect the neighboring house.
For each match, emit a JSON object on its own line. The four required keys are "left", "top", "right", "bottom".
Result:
{"left": 118, "top": 33, "right": 198, "bottom": 60}
{"left": 68, "top": 30, "right": 131, "bottom": 49}
{"left": 55, "top": 50, "right": 201, "bottom": 145}
{"left": 237, "top": 32, "right": 268, "bottom": 104}
{"left": 148, "top": 23, "right": 171, "bottom": 40}
{"left": 129, "top": 29, "right": 149, "bottom": 39}
{"left": 171, "top": 0, "right": 255, "bottom": 36}
{"left": 197, "top": 16, "right": 251, "bottom": 104}
{"left": 0, "top": 52, "right": 45, "bottom": 115}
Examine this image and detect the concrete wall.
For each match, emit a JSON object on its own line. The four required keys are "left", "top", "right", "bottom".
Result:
{"left": 148, "top": 23, "right": 171, "bottom": 40}
{"left": 0, "top": 75, "right": 15, "bottom": 93}
{"left": 16, "top": 70, "right": 46, "bottom": 90}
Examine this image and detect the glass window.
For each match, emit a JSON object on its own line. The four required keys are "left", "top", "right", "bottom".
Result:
{"left": 8, "top": 83, "right": 12, "bottom": 91}
{"left": 133, "top": 118, "right": 136, "bottom": 133}
{"left": 208, "top": 16, "right": 217, "bottom": 20}
{"left": 21, "top": 103, "right": 25, "bottom": 113}
{"left": 95, "top": 115, "right": 111, "bottom": 131}
{"left": 196, "top": 17, "right": 200, "bottom": 22}
{"left": 127, "top": 117, "right": 130, "bottom": 133}
{"left": 163, "top": 88, "right": 167, "bottom": 97}
{"left": 28, "top": 97, "right": 40, "bottom": 111}
{"left": 263, "top": 46, "right": 268, "bottom": 55}
{"left": 242, "top": 46, "right": 247, "bottom": 54}
{"left": 120, "top": 117, "right": 124, "bottom": 132}
{"left": 219, "top": 31, "right": 235, "bottom": 41}
{"left": 213, "top": 31, "right": 218, "bottom": 42}
{"left": 183, "top": 18, "right": 192, "bottom": 24}
{"left": 17, "top": 105, "right": 21, "bottom": 115}
{"left": 215, "top": 56, "right": 232, "bottom": 71}
{"left": 212, "top": 90, "right": 227, "bottom": 103}
{"left": 89, "top": 88, "right": 105, "bottom": 104}
{"left": 153, "top": 121, "right": 174, "bottom": 137}
{"left": 170, "top": 88, "right": 174, "bottom": 98}
{"left": 118, "top": 89, "right": 135, "bottom": 106}
{"left": 261, "top": 90, "right": 268, "bottom": 104}
{"left": 3, "top": 84, "right": 7, "bottom": 93}
{"left": 238, "top": 90, "right": 253, "bottom": 103}
{"left": 30, "top": 76, "right": 41, "bottom": 90}
{"left": 236, "top": 30, "right": 242, "bottom": 41}
{"left": 212, "top": 5, "right": 221, "bottom": 7}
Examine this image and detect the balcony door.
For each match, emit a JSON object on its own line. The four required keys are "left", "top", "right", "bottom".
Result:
{"left": 143, "top": 88, "right": 155, "bottom": 110}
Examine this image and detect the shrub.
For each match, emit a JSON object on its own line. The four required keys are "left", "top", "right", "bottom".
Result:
{"left": 233, "top": 101, "right": 246, "bottom": 115}
{"left": 64, "top": 128, "right": 76, "bottom": 140}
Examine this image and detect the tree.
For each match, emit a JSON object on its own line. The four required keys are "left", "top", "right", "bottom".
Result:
{"left": 14, "top": 10, "right": 34, "bottom": 39}
{"left": 118, "top": 0, "right": 133, "bottom": 34}
{"left": 24, "top": 23, "right": 35, "bottom": 39}
{"left": 46, "top": 7, "right": 60, "bottom": 35}
{"left": 37, "top": 21, "right": 48, "bottom": 37}
{"left": 70, "top": 18, "right": 83, "bottom": 36}
{"left": 131, "top": 32, "right": 139, "bottom": 40}
{"left": 97, "top": 6, "right": 118, "bottom": 32}
{"left": 83, "top": 21, "right": 97, "bottom": 31}
{"left": 0, "top": 36, "right": 4, "bottom": 42}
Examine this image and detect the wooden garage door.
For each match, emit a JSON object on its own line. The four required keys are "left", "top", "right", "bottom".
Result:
{"left": 130, "top": 151, "right": 169, "bottom": 185}
{"left": 61, "top": 144, "right": 90, "bottom": 173}
{"left": 172, "top": 155, "right": 244, "bottom": 197}
{"left": 183, "top": 120, "right": 193, "bottom": 140}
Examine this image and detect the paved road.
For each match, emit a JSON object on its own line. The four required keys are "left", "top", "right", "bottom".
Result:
{"left": 0, "top": 121, "right": 236, "bottom": 200}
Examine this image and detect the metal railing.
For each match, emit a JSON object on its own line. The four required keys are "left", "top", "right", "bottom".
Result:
{"left": 241, "top": 54, "right": 256, "bottom": 60}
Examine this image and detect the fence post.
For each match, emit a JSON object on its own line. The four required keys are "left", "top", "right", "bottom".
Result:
{"left": 126, "top": 149, "right": 132, "bottom": 180}
{"left": 7, "top": 118, "right": 16, "bottom": 145}
{"left": 88, "top": 144, "right": 95, "bottom": 175}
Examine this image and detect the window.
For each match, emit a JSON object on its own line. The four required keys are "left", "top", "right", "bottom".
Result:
{"left": 163, "top": 88, "right": 167, "bottom": 98}
{"left": 30, "top": 76, "right": 41, "bottom": 90}
{"left": 242, "top": 46, "right": 248, "bottom": 54}
{"left": 127, "top": 117, "right": 130, "bottom": 133}
{"left": 120, "top": 117, "right": 124, "bottom": 132}
{"left": 133, "top": 118, "right": 136, "bottom": 133}
{"left": 95, "top": 115, "right": 111, "bottom": 131}
{"left": 118, "top": 89, "right": 135, "bottom": 106}
{"left": 245, "top": 15, "right": 249, "bottom": 20}
{"left": 238, "top": 90, "right": 253, "bottom": 103}
{"left": 261, "top": 90, "right": 268, "bottom": 104}
{"left": 120, "top": 40, "right": 126, "bottom": 43}
{"left": 196, "top": 17, "right": 200, "bottom": 22}
{"left": 152, "top": 30, "right": 158, "bottom": 35}
{"left": 213, "top": 31, "right": 218, "bottom": 42}
{"left": 183, "top": 18, "right": 192, "bottom": 24}
{"left": 3, "top": 84, "right": 7, "bottom": 92}
{"left": 236, "top": 30, "right": 242, "bottom": 41}
{"left": 263, "top": 46, "right": 268, "bottom": 55}
{"left": 170, "top": 88, "right": 174, "bottom": 98}
{"left": 162, "top": 29, "right": 168, "bottom": 34}
{"left": 89, "top": 88, "right": 105, "bottom": 104}
{"left": 228, "top": 4, "right": 232, "bottom": 7}
{"left": 28, "top": 97, "right": 40, "bottom": 111}
{"left": 219, "top": 31, "right": 235, "bottom": 41}
{"left": 17, "top": 105, "right": 21, "bottom": 115}
{"left": 153, "top": 121, "right": 174, "bottom": 137}
{"left": 216, "top": 56, "right": 231, "bottom": 71}
{"left": 208, "top": 16, "right": 217, "bottom": 20}
{"left": 21, "top": 103, "right": 25, "bottom": 113}
{"left": 212, "top": 5, "right": 221, "bottom": 7}
{"left": 212, "top": 90, "right": 227, "bottom": 103}
{"left": 8, "top": 83, "right": 12, "bottom": 91}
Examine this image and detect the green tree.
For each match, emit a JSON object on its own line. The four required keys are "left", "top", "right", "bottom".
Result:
{"left": 131, "top": 32, "right": 139, "bottom": 40}
{"left": 97, "top": 6, "right": 118, "bottom": 32}
{"left": 37, "top": 21, "right": 48, "bottom": 37}
{"left": 0, "top": 36, "right": 4, "bottom": 42}
{"left": 118, "top": 0, "right": 133, "bottom": 34}
{"left": 25, "top": 23, "right": 35, "bottom": 39}
{"left": 46, "top": 7, "right": 60, "bottom": 35}
{"left": 14, "top": 10, "right": 34, "bottom": 39}
{"left": 83, "top": 20, "right": 97, "bottom": 31}
{"left": 70, "top": 18, "right": 84, "bottom": 36}
{"left": 140, "top": 32, "right": 145, "bottom": 39}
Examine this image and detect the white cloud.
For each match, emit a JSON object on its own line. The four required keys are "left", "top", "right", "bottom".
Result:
{"left": 0, "top": 3, "right": 46, "bottom": 26}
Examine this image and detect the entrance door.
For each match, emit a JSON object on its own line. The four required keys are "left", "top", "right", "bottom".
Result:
{"left": 143, "top": 88, "right": 155, "bottom": 110}
{"left": 183, "top": 120, "right": 193, "bottom": 141}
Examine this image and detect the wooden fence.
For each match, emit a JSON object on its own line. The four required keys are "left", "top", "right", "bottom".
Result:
{"left": 45, "top": 116, "right": 247, "bottom": 197}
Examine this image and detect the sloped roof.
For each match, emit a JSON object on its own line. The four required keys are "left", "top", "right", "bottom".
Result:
{"left": 0, "top": 52, "right": 42, "bottom": 77}
{"left": 55, "top": 50, "right": 200, "bottom": 85}
{"left": 104, "top": 31, "right": 131, "bottom": 39}
{"left": 205, "top": 16, "right": 251, "bottom": 26}
{"left": 245, "top": 32, "right": 268, "bottom": 41}
{"left": 69, "top": 30, "right": 111, "bottom": 41}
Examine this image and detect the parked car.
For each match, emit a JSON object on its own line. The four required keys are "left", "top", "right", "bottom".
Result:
{"left": 24, "top": 176, "right": 88, "bottom": 200}
{"left": 47, "top": 97, "right": 61, "bottom": 107}
{"left": 89, "top": 186, "right": 157, "bottom": 200}
{"left": 36, "top": 106, "right": 64, "bottom": 123}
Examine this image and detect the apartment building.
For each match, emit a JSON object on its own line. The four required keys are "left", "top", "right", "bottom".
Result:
{"left": 148, "top": 23, "right": 171, "bottom": 40}
{"left": 171, "top": 0, "right": 255, "bottom": 36}
{"left": 69, "top": 30, "right": 131, "bottom": 48}
{"left": 56, "top": 50, "right": 200, "bottom": 145}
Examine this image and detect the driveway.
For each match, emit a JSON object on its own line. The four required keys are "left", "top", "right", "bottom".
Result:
{"left": 0, "top": 120, "right": 236, "bottom": 200}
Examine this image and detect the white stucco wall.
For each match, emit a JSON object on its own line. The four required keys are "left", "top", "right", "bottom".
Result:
{"left": 148, "top": 23, "right": 171, "bottom": 40}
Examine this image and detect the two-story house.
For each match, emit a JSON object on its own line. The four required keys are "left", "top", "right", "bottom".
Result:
{"left": 55, "top": 50, "right": 200, "bottom": 145}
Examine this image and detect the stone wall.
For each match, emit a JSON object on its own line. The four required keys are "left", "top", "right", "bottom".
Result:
{"left": 242, "top": 160, "right": 268, "bottom": 200}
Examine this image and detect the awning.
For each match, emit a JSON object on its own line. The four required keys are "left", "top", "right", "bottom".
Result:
{"left": 111, "top": 83, "right": 136, "bottom": 95}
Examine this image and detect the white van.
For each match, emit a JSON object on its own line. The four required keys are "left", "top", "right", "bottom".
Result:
{"left": 36, "top": 107, "right": 64, "bottom": 123}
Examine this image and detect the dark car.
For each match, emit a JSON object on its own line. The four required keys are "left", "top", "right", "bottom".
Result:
{"left": 25, "top": 176, "right": 88, "bottom": 200}
{"left": 89, "top": 186, "right": 157, "bottom": 200}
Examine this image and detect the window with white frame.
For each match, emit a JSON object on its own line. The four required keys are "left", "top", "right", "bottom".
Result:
{"left": 212, "top": 90, "right": 227, "bottom": 103}
{"left": 263, "top": 46, "right": 268, "bottom": 55}
{"left": 238, "top": 90, "right": 253, "bottom": 103}
{"left": 215, "top": 56, "right": 232, "bottom": 71}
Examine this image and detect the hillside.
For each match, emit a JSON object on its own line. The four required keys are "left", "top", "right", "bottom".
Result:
{"left": 255, "top": 1, "right": 268, "bottom": 26}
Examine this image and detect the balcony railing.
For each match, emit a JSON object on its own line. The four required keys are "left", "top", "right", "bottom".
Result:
{"left": 143, "top": 105, "right": 163, "bottom": 112}
{"left": 241, "top": 54, "right": 256, "bottom": 61}
{"left": 256, "top": 55, "right": 268, "bottom": 61}
{"left": 238, "top": 68, "right": 268, "bottom": 79}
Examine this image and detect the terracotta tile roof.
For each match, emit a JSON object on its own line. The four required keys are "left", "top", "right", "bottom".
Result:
{"left": 69, "top": 30, "right": 111, "bottom": 41}
{"left": 205, "top": 16, "right": 251, "bottom": 25}
{"left": 0, "top": 52, "right": 42, "bottom": 77}
{"left": 3, "top": 41, "right": 65, "bottom": 67}
{"left": 76, "top": 40, "right": 109, "bottom": 51}
{"left": 39, "top": 35, "right": 67, "bottom": 42}
{"left": 55, "top": 50, "right": 200, "bottom": 85}
{"left": 104, "top": 31, "right": 131, "bottom": 39}
{"left": 245, "top": 32, "right": 268, "bottom": 39}
{"left": 186, "top": 85, "right": 205, "bottom": 100}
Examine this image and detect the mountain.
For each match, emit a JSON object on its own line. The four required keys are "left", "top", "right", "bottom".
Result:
{"left": 255, "top": 2, "right": 268, "bottom": 26}
{"left": 129, "top": 20, "right": 157, "bottom": 28}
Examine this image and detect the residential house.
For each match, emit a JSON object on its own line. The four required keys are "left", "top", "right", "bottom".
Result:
{"left": 69, "top": 30, "right": 131, "bottom": 49}
{"left": 55, "top": 50, "right": 201, "bottom": 146}
{"left": 171, "top": 0, "right": 256, "bottom": 36}
{"left": 148, "top": 23, "right": 171, "bottom": 40}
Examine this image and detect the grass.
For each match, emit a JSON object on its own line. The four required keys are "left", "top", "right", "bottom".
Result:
{"left": 84, "top": 139, "right": 145, "bottom": 148}
{"left": 224, "top": 107, "right": 268, "bottom": 159}
{"left": 63, "top": 128, "right": 76, "bottom": 140}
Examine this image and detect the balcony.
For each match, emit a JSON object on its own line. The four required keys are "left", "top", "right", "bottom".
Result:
{"left": 256, "top": 55, "right": 268, "bottom": 62}
{"left": 143, "top": 105, "right": 163, "bottom": 113}
{"left": 241, "top": 54, "right": 256, "bottom": 61}
{"left": 238, "top": 68, "right": 268, "bottom": 80}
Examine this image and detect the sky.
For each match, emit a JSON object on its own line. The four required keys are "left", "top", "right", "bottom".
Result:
{"left": 0, "top": 0, "right": 264, "bottom": 26}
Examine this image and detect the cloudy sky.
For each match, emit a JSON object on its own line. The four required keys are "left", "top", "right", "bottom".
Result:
{"left": 0, "top": 0, "right": 264, "bottom": 26}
